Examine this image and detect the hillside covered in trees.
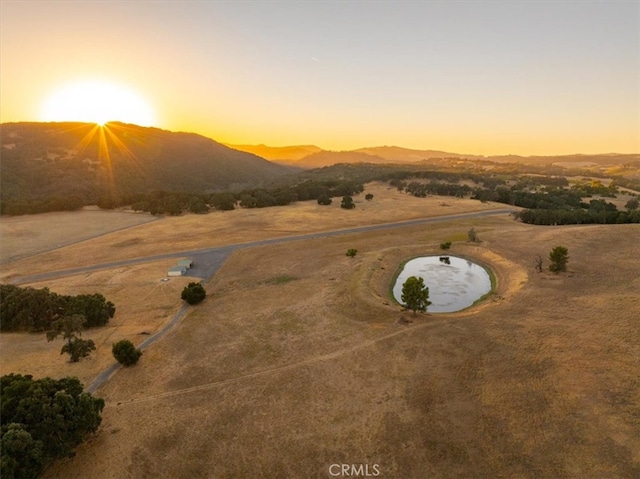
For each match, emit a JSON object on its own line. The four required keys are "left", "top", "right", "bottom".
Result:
{"left": 0, "top": 122, "right": 292, "bottom": 214}
{"left": 2, "top": 122, "right": 638, "bottom": 224}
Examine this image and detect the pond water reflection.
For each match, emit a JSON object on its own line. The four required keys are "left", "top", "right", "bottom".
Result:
{"left": 393, "top": 255, "right": 492, "bottom": 313}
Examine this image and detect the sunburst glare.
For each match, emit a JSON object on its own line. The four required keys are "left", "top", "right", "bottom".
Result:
{"left": 41, "top": 81, "right": 156, "bottom": 126}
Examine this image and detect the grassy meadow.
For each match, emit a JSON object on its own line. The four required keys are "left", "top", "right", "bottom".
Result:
{"left": 1, "top": 183, "right": 638, "bottom": 478}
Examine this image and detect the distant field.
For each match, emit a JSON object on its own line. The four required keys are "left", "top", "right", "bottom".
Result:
{"left": 0, "top": 208, "right": 157, "bottom": 264}
{"left": 0, "top": 183, "right": 502, "bottom": 281}
{"left": 1, "top": 184, "right": 638, "bottom": 478}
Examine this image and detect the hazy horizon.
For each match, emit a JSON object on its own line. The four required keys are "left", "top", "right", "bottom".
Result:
{"left": 1, "top": 1, "right": 638, "bottom": 156}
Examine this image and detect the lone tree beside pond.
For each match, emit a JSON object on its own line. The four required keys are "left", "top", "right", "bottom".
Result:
{"left": 181, "top": 282, "right": 206, "bottom": 305}
{"left": 401, "top": 276, "right": 432, "bottom": 315}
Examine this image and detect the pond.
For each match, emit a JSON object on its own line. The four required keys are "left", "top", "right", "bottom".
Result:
{"left": 392, "top": 255, "right": 492, "bottom": 313}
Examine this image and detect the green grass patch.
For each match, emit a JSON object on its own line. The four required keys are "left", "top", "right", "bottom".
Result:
{"left": 448, "top": 232, "right": 468, "bottom": 242}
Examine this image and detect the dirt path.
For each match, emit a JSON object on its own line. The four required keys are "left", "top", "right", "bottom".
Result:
{"left": 115, "top": 320, "right": 435, "bottom": 405}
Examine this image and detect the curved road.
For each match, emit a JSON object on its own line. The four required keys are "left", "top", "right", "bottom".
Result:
{"left": 10, "top": 208, "right": 512, "bottom": 393}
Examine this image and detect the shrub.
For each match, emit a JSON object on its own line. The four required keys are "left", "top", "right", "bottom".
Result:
{"left": 440, "top": 241, "right": 452, "bottom": 250}
{"left": 346, "top": 248, "right": 358, "bottom": 257}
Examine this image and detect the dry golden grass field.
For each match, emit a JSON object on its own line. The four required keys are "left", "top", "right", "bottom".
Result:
{"left": 1, "top": 183, "right": 639, "bottom": 478}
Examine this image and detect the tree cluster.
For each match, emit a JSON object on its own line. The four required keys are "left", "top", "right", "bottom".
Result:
{"left": 0, "top": 196, "right": 85, "bottom": 216}
{"left": 1, "top": 374, "right": 105, "bottom": 479}
{"left": 0, "top": 284, "right": 115, "bottom": 332}
{"left": 111, "top": 179, "right": 365, "bottom": 216}
{"left": 515, "top": 206, "right": 640, "bottom": 225}
{"left": 570, "top": 180, "right": 618, "bottom": 198}
{"left": 403, "top": 181, "right": 472, "bottom": 198}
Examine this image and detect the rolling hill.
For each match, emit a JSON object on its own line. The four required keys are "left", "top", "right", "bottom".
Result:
{"left": 232, "top": 143, "right": 639, "bottom": 169}
{"left": 224, "top": 143, "right": 322, "bottom": 161}
{"left": 0, "top": 122, "right": 291, "bottom": 202}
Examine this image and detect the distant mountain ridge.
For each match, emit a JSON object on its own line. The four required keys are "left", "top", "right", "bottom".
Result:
{"left": 0, "top": 122, "right": 290, "bottom": 202}
{"left": 354, "top": 146, "right": 481, "bottom": 162}
{"left": 224, "top": 143, "right": 322, "bottom": 161}
{"left": 3, "top": 122, "right": 637, "bottom": 207}
{"left": 230, "top": 143, "right": 638, "bottom": 168}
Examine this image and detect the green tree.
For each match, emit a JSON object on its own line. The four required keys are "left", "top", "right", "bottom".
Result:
{"left": 440, "top": 241, "right": 452, "bottom": 250}
{"left": 549, "top": 246, "right": 569, "bottom": 273}
{"left": 341, "top": 196, "right": 355, "bottom": 209}
{"left": 61, "top": 338, "right": 96, "bottom": 363}
{"left": 625, "top": 197, "right": 639, "bottom": 211}
{"left": 188, "top": 196, "right": 209, "bottom": 214}
{"left": 46, "top": 315, "right": 95, "bottom": 362}
{"left": 401, "top": 276, "right": 431, "bottom": 314}
{"left": 66, "top": 293, "right": 115, "bottom": 328}
{"left": 209, "top": 192, "right": 236, "bottom": 211}
{"left": 112, "top": 339, "right": 142, "bottom": 366}
{"left": 317, "top": 195, "right": 332, "bottom": 206}
{"left": 1, "top": 423, "right": 44, "bottom": 479}
{"left": 239, "top": 194, "right": 257, "bottom": 208}
{"left": 181, "top": 282, "right": 206, "bottom": 305}
{"left": 365, "top": 193, "right": 374, "bottom": 201}
{"left": 1, "top": 374, "right": 104, "bottom": 479}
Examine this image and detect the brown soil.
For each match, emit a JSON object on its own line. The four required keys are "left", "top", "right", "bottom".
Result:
{"left": 1, "top": 185, "right": 638, "bottom": 478}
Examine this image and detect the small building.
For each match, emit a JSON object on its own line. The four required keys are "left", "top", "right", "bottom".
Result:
{"left": 168, "top": 265, "right": 186, "bottom": 277}
{"left": 177, "top": 259, "right": 193, "bottom": 269}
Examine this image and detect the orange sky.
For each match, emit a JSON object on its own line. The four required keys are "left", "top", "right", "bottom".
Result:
{"left": 1, "top": 1, "right": 638, "bottom": 155}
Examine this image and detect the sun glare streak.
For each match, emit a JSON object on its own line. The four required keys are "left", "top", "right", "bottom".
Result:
{"left": 97, "top": 125, "right": 116, "bottom": 194}
{"left": 65, "top": 122, "right": 148, "bottom": 196}
{"left": 103, "top": 124, "right": 139, "bottom": 162}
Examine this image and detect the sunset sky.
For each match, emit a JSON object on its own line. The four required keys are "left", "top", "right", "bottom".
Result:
{"left": 1, "top": 1, "right": 638, "bottom": 155}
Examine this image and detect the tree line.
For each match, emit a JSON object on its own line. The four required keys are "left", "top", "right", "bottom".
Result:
{"left": 515, "top": 206, "right": 640, "bottom": 225}
{"left": 391, "top": 174, "right": 639, "bottom": 226}
{"left": 0, "top": 284, "right": 115, "bottom": 332}
{"left": 3, "top": 158, "right": 638, "bottom": 226}
{"left": 124, "top": 179, "right": 365, "bottom": 215}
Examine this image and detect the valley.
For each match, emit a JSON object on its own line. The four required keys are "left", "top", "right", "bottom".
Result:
{"left": 1, "top": 183, "right": 638, "bottom": 478}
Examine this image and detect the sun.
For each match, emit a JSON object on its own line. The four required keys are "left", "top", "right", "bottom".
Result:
{"left": 41, "top": 80, "right": 156, "bottom": 126}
